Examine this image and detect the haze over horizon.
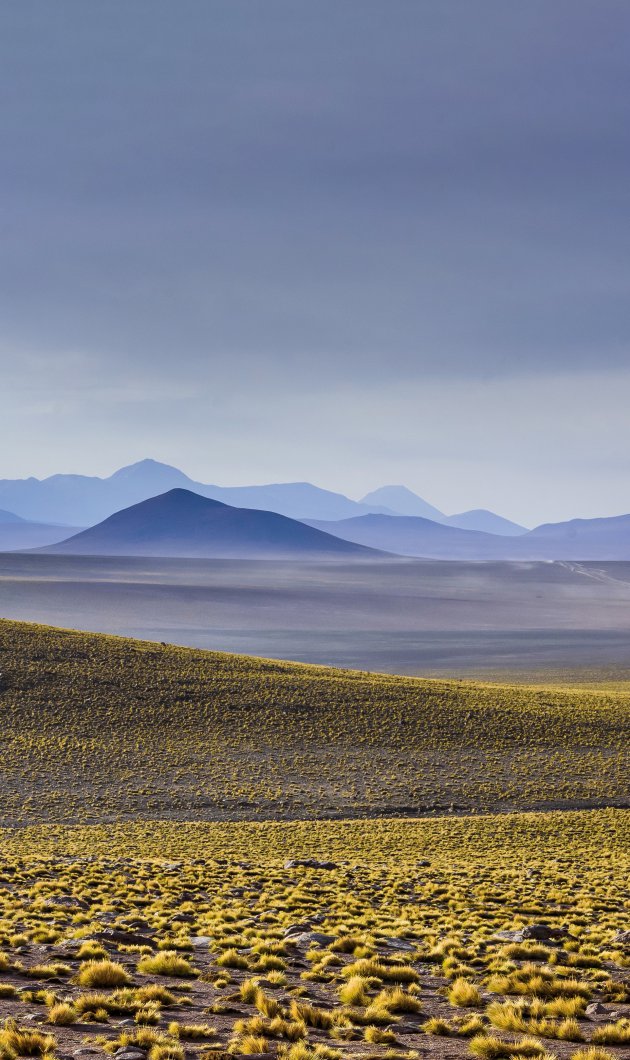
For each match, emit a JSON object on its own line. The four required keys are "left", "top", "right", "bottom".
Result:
{"left": 2, "top": 2, "right": 629, "bottom": 525}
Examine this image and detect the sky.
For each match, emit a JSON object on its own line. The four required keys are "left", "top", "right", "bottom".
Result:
{"left": 1, "top": 1, "right": 629, "bottom": 525}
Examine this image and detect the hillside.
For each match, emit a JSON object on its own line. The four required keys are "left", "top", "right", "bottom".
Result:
{"left": 307, "top": 513, "right": 512, "bottom": 559}
{"left": 0, "top": 508, "right": 26, "bottom": 523}
{"left": 0, "top": 519, "right": 82, "bottom": 551}
{"left": 525, "top": 513, "right": 630, "bottom": 557}
{"left": 443, "top": 508, "right": 527, "bottom": 535}
{"left": 310, "top": 511, "right": 630, "bottom": 560}
{"left": 0, "top": 619, "right": 627, "bottom": 826}
{"left": 41, "top": 488, "right": 377, "bottom": 559}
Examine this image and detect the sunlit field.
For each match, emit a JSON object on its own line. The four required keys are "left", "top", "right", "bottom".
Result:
{"left": 0, "top": 620, "right": 628, "bottom": 1060}
{"left": 0, "top": 812, "right": 627, "bottom": 1060}
{"left": 0, "top": 621, "right": 628, "bottom": 826}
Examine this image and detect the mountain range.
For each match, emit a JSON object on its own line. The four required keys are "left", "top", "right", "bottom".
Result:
{"left": 0, "top": 459, "right": 525, "bottom": 533}
{"left": 2, "top": 460, "right": 630, "bottom": 562}
{"left": 41, "top": 489, "right": 377, "bottom": 559}
{"left": 308, "top": 511, "right": 630, "bottom": 561}
{"left": 0, "top": 515, "right": 81, "bottom": 552}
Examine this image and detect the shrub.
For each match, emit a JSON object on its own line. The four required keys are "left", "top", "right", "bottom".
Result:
{"left": 46, "top": 1003, "right": 77, "bottom": 1026}
{"left": 469, "top": 1035, "right": 548, "bottom": 1058}
{"left": 591, "top": 1021, "right": 630, "bottom": 1046}
{"left": 364, "top": 1027, "right": 397, "bottom": 1044}
{"left": 168, "top": 1023, "right": 216, "bottom": 1040}
{"left": 137, "top": 952, "right": 195, "bottom": 978}
{"left": 448, "top": 977, "right": 482, "bottom": 1007}
{"left": 338, "top": 976, "right": 370, "bottom": 1006}
{"left": 75, "top": 960, "right": 131, "bottom": 988}
{"left": 0, "top": 1022, "right": 57, "bottom": 1058}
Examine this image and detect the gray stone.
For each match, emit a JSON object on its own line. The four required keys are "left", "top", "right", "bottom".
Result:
{"left": 612, "top": 929, "right": 630, "bottom": 947}
{"left": 585, "top": 1002, "right": 610, "bottom": 1021}
{"left": 283, "top": 859, "right": 338, "bottom": 871}
{"left": 379, "top": 936, "right": 416, "bottom": 952}
{"left": 97, "top": 927, "right": 157, "bottom": 948}
{"left": 285, "top": 930, "right": 336, "bottom": 948}
{"left": 521, "top": 923, "right": 567, "bottom": 941}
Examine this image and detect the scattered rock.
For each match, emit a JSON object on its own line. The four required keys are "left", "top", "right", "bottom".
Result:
{"left": 283, "top": 859, "right": 338, "bottom": 871}
{"left": 189, "top": 935, "right": 212, "bottom": 948}
{"left": 585, "top": 1002, "right": 610, "bottom": 1020}
{"left": 493, "top": 923, "right": 567, "bottom": 943}
{"left": 45, "top": 895, "right": 89, "bottom": 910}
{"left": 379, "top": 936, "right": 416, "bottom": 952}
{"left": 612, "top": 929, "right": 630, "bottom": 947}
{"left": 97, "top": 927, "right": 157, "bottom": 948}
{"left": 521, "top": 923, "right": 568, "bottom": 941}
{"left": 285, "top": 931, "right": 336, "bottom": 948}
{"left": 284, "top": 922, "right": 315, "bottom": 937}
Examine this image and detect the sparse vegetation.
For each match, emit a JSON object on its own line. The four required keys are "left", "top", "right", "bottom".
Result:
{"left": 0, "top": 619, "right": 627, "bottom": 825}
{"left": 0, "top": 620, "right": 627, "bottom": 1060}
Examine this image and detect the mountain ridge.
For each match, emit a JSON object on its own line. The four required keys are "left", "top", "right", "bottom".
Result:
{"left": 0, "top": 460, "right": 519, "bottom": 531}
{"left": 308, "top": 511, "right": 630, "bottom": 561}
{"left": 0, "top": 460, "right": 396, "bottom": 526}
{"left": 40, "top": 488, "right": 381, "bottom": 559}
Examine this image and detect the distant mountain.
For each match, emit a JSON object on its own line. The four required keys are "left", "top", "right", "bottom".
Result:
{"left": 0, "top": 460, "right": 393, "bottom": 526}
{"left": 359, "top": 486, "right": 526, "bottom": 536}
{"left": 41, "top": 489, "right": 380, "bottom": 559}
{"left": 199, "top": 480, "right": 394, "bottom": 521}
{"left": 307, "top": 514, "right": 512, "bottom": 560}
{"left": 0, "top": 506, "right": 83, "bottom": 550}
{"left": 0, "top": 520, "right": 82, "bottom": 552}
{"left": 360, "top": 485, "right": 445, "bottom": 521}
{"left": 443, "top": 509, "right": 527, "bottom": 536}
{"left": 0, "top": 508, "right": 26, "bottom": 524}
{"left": 522, "top": 513, "right": 630, "bottom": 559}
{"left": 309, "top": 510, "right": 630, "bottom": 561}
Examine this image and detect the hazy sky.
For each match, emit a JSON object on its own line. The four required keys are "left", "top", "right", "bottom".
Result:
{"left": 1, "top": 1, "right": 629, "bottom": 524}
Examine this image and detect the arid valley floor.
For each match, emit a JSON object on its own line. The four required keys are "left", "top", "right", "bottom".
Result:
{"left": 4, "top": 555, "right": 630, "bottom": 679}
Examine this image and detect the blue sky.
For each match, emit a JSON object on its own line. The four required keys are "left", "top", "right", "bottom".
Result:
{"left": 1, "top": 1, "right": 629, "bottom": 523}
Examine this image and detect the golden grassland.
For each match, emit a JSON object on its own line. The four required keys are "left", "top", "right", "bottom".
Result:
{"left": 0, "top": 811, "right": 627, "bottom": 1060}
{"left": 0, "top": 620, "right": 628, "bottom": 825}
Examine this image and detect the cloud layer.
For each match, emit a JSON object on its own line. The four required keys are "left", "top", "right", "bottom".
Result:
{"left": 1, "top": 1, "right": 629, "bottom": 521}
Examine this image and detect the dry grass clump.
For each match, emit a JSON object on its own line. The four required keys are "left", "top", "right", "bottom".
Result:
{"left": 590, "top": 1020, "right": 630, "bottom": 1045}
{"left": 342, "top": 958, "right": 418, "bottom": 984}
{"left": 0, "top": 1021, "right": 57, "bottom": 1058}
{"left": 364, "top": 1026, "right": 398, "bottom": 1044}
{"left": 338, "top": 976, "right": 370, "bottom": 1006}
{"left": 75, "top": 959, "right": 131, "bottom": 988}
{"left": 167, "top": 1022, "right": 216, "bottom": 1039}
{"left": 569, "top": 1050, "right": 615, "bottom": 1060}
{"left": 469, "top": 1034, "right": 550, "bottom": 1058}
{"left": 46, "top": 1002, "right": 77, "bottom": 1025}
{"left": 486, "top": 966, "right": 591, "bottom": 1000}
{"left": 137, "top": 951, "right": 195, "bottom": 977}
{"left": 448, "top": 977, "right": 483, "bottom": 1007}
